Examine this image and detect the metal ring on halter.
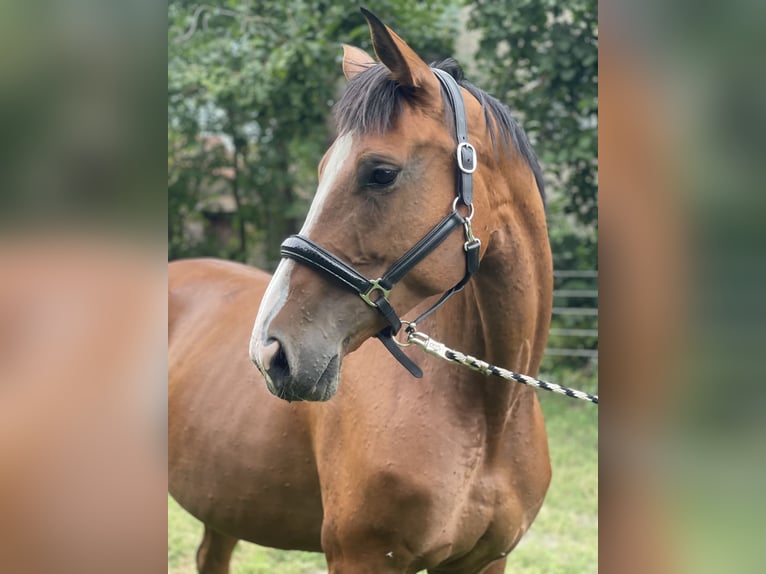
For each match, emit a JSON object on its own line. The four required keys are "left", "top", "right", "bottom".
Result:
{"left": 392, "top": 320, "right": 426, "bottom": 348}
{"left": 393, "top": 321, "right": 416, "bottom": 347}
{"left": 452, "top": 197, "right": 475, "bottom": 221}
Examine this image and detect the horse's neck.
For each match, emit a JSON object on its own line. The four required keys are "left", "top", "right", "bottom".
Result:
{"left": 428, "top": 188, "right": 552, "bottom": 425}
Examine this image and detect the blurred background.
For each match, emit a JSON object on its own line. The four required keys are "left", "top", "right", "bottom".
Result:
{"left": 1, "top": 1, "right": 166, "bottom": 572}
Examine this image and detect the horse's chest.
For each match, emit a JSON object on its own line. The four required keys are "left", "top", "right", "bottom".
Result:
{"left": 442, "top": 475, "right": 524, "bottom": 550}
{"left": 321, "top": 464, "right": 523, "bottom": 569}
{"left": 391, "top": 475, "right": 526, "bottom": 571}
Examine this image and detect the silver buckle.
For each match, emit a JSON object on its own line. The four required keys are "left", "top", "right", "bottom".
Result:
{"left": 456, "top": 142, "right": 477, "bottom": 174}
{"left": 359, "top": 279, "right": 391, "bottom": 307}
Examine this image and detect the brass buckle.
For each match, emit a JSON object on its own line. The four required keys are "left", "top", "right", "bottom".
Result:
{"left": 359, "top": 279, "right": 391, "bottom": 307}
{"left": 463, "top": 218, "right": 481, "bottom": 251}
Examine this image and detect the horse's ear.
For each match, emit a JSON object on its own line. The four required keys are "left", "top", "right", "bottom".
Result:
{"left": 342, "top": 44, "right": 375, "bottom": 80}
{"left": 360, "top": 8, "right": 437, "bottom": 93}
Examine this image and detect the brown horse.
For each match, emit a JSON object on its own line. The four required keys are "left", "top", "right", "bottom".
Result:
{"left": 169, "top": 10, "right": 552, "bottom": 574}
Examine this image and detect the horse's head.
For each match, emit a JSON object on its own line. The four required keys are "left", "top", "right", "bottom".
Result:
{"left": 250, "top": 10, "right": 540, "bottom": 401}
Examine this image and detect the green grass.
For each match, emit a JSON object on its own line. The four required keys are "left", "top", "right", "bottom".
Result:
{"left": 168, "top": 371, "right": 597, "bottom": 573}
{"left": 504, "top": 387, "right": 598, "bottom": 573}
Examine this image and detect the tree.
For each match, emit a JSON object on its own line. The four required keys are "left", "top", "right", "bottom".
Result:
{"left": 468, "top": 0, "right": 598, "bottom": 250}
{"left": 168, "top": 1, "right": 460, "bottom": 266}
{"left": 468, "top": 0, "right": 598, "bottom": 370}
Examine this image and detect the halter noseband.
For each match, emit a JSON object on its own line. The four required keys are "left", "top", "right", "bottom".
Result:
{"left": 280, "top": 69, "right": 480, "bottom": 378}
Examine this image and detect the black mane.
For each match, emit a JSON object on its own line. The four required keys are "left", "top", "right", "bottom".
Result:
{"left": 334, "top": 58, "right": 545, "bottom": 203}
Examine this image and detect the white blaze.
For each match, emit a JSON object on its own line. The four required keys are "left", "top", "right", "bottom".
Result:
{"left": 300, "top": 132, "right": 354, "bottom": 234}
{"left": 249, "top": 132, "right": 354, "bottom": 370}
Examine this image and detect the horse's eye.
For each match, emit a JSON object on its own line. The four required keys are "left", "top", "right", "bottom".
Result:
{"left": 368, "top": 168, "right": 399, "bottom": 187}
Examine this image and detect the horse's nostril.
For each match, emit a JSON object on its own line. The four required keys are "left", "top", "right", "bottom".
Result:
{"left": 262, "top": 338, "right": 291, "bottom": 381}
{"left": 270, "top": 346, "right": 290, "bottom": 379}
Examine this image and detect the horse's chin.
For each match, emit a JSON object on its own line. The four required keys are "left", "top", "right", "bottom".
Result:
{"left": 264, "top": 353, "right": 341, "bottom": 403}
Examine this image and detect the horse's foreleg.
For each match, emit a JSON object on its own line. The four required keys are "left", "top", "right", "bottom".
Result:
{"left": 195, "top": 525, "right": 238, "bottom": 574}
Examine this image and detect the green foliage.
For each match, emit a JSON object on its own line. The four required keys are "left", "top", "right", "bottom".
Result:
{"left": 168, "top": 1, "right": 597, "bottom": 264}
{"left": 168, "top": 1, "right": 459, "bottom": 266}
{"left": 468, "top": 0, "right": 598, "bottom": 230}
{"left": 467, "top": 0, "right": 598, "bottom": 370}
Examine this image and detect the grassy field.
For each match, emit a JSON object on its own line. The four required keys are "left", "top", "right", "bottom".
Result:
{"left": 168, "top": 373, "right": 597, "bottom": 573}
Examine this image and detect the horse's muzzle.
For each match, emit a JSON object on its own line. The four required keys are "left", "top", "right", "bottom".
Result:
{"left": 251, "top": 335, "right": 340, "bottom": 402}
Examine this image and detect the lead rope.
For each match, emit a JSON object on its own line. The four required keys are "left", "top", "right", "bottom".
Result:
{"left": 397, "top": 324, "right": 598, "bottom": 405}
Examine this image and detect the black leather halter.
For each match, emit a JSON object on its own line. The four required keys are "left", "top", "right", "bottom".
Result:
{"left": 280, "top": 69, "right": 480, "bottom": 378}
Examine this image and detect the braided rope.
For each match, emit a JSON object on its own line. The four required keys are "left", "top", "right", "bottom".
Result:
{"left": 404, "top": 330, "right": 598, "bottom": 405}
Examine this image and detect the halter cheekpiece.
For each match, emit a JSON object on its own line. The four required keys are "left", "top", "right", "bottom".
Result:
{"left": 280, "top": 68, "right": 480, "bottom": 377}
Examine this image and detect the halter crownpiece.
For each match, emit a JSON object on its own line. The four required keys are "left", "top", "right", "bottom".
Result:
{"left": 280, "top": 69, "right": 480, "bottom": 377}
